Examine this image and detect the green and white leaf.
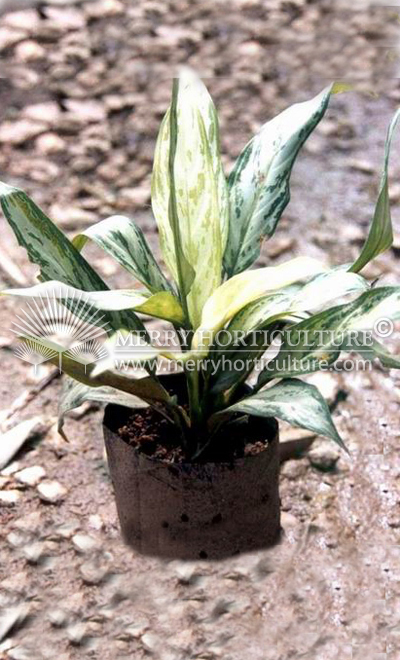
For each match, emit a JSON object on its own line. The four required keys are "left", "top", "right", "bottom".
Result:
{"left": 224, "top": 85, "right": 336, "bottom": 277}
{"left": 58, "top": 376, "right": 147, "bottom": 439}
{"left": 192, "top": 257, "right": 327, "bottom": 355}
{"left": 2, "top": 281, "right": 185, "bottom": 326}
{"left": 258, "top": 286, "right": 400, "bottom": 384}
{"left": 73, "top": 215, "right": 171, "bottom": 294}
{"left": 223, "top": 378, "right": 346, "bottom": 449}
{"left": 350, "top": 109, "right": 400, "bottom": 273}
{"left": 342, "top": 332, "right": 400, "bottom": 369}
{"left": 227, "top": 268, "right": 368, "bottom": 335}
{"left": 152, "top": 69, "right": 228, "bottom": 328}
{"left": 0, "top": 183, "right": 146, "bottom": 334}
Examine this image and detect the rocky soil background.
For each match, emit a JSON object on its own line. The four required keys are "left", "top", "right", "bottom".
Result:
{"left": 1, "top": 1, "right": 400, "bottom": 659}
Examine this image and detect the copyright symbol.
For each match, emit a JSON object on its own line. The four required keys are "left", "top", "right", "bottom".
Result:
{"left": 374, "top": 318, "right": 394, "bottom": 338}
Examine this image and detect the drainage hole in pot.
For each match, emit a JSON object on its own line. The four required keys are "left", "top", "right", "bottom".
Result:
{"left": 181, "top": 513, "right": 189, "bottom": 523}
{"left": 199, "top": 550, "right": 208, "bottom": 559}
{"left": 161, "top": 521, "right": 169, "bottom": 529}
{"left": 211, "top": 513, "right": 222, "bottom": 524}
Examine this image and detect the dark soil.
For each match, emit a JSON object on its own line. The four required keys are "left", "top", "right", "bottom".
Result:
{"left": 117, "top": 406, "right": 275, "bottom": 463}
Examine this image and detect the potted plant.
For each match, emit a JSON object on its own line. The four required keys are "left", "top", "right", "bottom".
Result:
{"left": 1, "top": 70, "right": 400, "bottom": 559}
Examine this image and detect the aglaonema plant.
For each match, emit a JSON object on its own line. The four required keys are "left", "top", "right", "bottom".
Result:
{"left": 1, "top": 69, "right": 400, "bottom": 460}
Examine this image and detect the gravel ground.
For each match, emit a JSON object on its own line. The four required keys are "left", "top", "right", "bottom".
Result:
{"left": 1, "top": 1, "right": 400, "bottom": 659}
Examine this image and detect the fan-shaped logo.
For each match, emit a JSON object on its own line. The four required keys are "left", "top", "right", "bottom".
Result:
{"left": 11, "top": 287, "right": 110, "bottom": 373}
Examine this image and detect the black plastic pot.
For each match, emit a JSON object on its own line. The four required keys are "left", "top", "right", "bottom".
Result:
{"left": 103, "top": 404, "right": 280, "bottom": 560}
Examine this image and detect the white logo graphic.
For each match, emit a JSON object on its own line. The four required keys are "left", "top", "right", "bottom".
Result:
{"left": 11, "top": 288, "right": 109, "bottom": 373}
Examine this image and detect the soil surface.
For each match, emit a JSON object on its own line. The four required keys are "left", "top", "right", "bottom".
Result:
{"left": 117, "top": 405, "right": 273, "bottom": 463}
{"left": 1, "top": 1, "right": 400, "bottom": 659}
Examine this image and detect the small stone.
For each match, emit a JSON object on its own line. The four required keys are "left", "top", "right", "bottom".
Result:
{"left": 50, "top": 204, "right": 97, "bottom": 229}
{"left": 308, "top": 440, "right": 340, "bottom": 472}
{"left": 281, "top": 512, "right": 299, "bottom": 528}
{"left": 117, "top": 186, "right": 150, "bottom": 209}
{"left": 267, "top": 236, "right": 296, "bottom": 258}
{"left": 72, "top": 533, "right": 98, "bottom": 553}
{"left": 15, "top": 465, "right": 46, "bottom": 486}
{"left": 0, "top": 604, "right": 29, "bottom": 643}
{"left": 2, "top": 9, "right": 40, "bottom": 32}
{"left": 37, "top": 480, "right": 67, "bottom": 503}
{"left": 238, "top": 40, "right": 262, "bottom": 57}
{"left": 0, "top": 26, "right": 26, "bottom": 50}
{"left": 80, "top": 559, "right": 109, "bottom": 585}
{"left": 35, "top": 132, "right": 66, "bottom": 154}
{"left": 348, "top": 159, "right": 375, "bottom": 174}
{"left": 52, "top": 519, "right": 80, "bottom": 539}
{"left": 14, "top": 40, "right": 45, "bottom": 62}
{"left": 23, "top": 102, "right": 61, "bottom": 126}
{"left": 84, "top": 0, "right": 124, "bottom": 18}
{"left": 65, "top": 99, "right": 106, "bottom": 123}
{"left": 306, "top": 372, "right": 339, "bottom": 405}
{"left": 88, "top": 514, "right": 103, "bottom": 531}
{"left": 141, "top": 632, "right": 160, "bottom": 653}
{"left": 48, "top": 608, "right": 70, "bottom": 628}
{"left": 0, "top": 490, "right": 21, "bottom": 506}
{"left": 23, "top": 542, "right": 45, "bottom": 565}
{"left": 45, "top": 6, "right": 86, "bottom": 30}
{"left": 67, "top": 622, "right": 88, "bottom": 646}
{"left": 0, "top": 119, "right": 46, "bottom": 145}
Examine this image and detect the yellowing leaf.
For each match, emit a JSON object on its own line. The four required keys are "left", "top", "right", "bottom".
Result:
{"left": 192, "top": 257, "right": 327, "bottom": 353}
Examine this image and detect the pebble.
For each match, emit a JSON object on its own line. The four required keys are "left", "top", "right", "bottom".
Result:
{"left": 14, "top": 40, "right": 46, "bottom": 61}
{"left": 23, "top": 102, "right": 61, "bottom": 126}
{"left": 308, "top": 440, "right": 340, "bottom": 472}
{"left": 65, "top": 99, "right": 106, "bottom": 123}
{"left": 0, "top": 490, "right": 21, "bottom": 506}
{"left": 0, "top": 26, "right": 26, "bottom": 50}
{"left": 50, "top": 204, "right": 97, "bottom": 229}
{"left": 67, "top": 622, "right": 88, "bottom": 645}
{"left": 348, "top": 158, "right": 375, "bottom": 174}
{"left": 15, "top": 465, "right": 46, "bottom": 487}
{"left": 88, "top": 514, "right": 103, "bottom": 531}
{"left": 83, "top": 0, "right": 124, "bottom": 18}
{"left": 80, "top": 559, "right": 109, "bottom": 585}
{"left": 306, "top": 373, "right": 340, "bottom": 405}
{"left": 35, "top": 132, "right": 66, "bottom": 154}
{"left": 23, "top": 542, "right": 46, "bottom": 565}
{"left": 141, "top": 632, "right": 160, "bottom": 653}
{"left": 48, "top": 608, "right": 70, "bottom": 628}
{"left": 0, "top": 604, "right": 29, "bottom": 642}
{"left": 0, "top": 417, "right": 43, "bottom": 470}
{"left": 37, "top": 480, "right": 67, "bottom": 503}
{"left": 0, "top": 119, "right": 47, "bottom": 145}
{"left": 72, "top": 533, "right": 98, "bottom": 553}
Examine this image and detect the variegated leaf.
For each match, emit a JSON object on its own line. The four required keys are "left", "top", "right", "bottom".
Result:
{"left": 350, "top": 109, "right": 400, "bottom": 273}
{"left": 73, "top": 215, "right": 171, "bottom": 294}
{"left": 224, "top": 85, "right": 335, "bottom": 277}
{"left": 342, "top": 332, "right": 400, "bottom": 369}
{"left": 228, "top": 268, "right": 369, "bottom": 334}
{"left": 192, "top": 257, "right": 327, "bottom": 355}
{"left": 0, "top": 183, "right": 145, "bottom": 334}
{"left": 152, "top": 69, "right": 228, "bottom": 328}
{"left": 223, "top": 378, "right": 346, "bottom": 449}
{"left": 3, "top": 281, "right": 185, "bottom": 325}
{"left": 258, "top": 286, "right": 400, "bottom": 384}
{"left": 58, "top": 376, "right": 147, "bottom": 439}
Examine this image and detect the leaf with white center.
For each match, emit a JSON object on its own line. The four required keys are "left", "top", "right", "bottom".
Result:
{"left": 58, "top": 376, "right": 147, "bottom": 439}
{"left": 258, "top": 286, "right": 400, "bottom": 384}
{"left": 151, "top": 69, "right": 228, "bottom": 328}
{"left": 350, "top": 109, "right": 400, "bottom": 273}
{"left": 73, "top": 215, "right": 171, "bottom": 294}
{"left": 192, "top": 257, "right": 327, "bottom": 355}
{"left": 0, "top": 183, "right": 145, "bottom": 334}
{"left": 2, "top": 281, "right": 185, "bottom": 326}
{"left": 224, "top": 85, "right": 336, "bottom": 277}
{"left": 223, "top": 378, "right": 346, "bottom": 449}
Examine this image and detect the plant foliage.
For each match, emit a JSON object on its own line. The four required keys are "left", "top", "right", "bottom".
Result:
{"left": 1, "top": 70, "right": 400, "bottom": 459}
